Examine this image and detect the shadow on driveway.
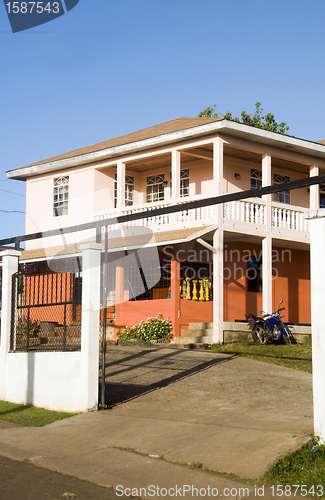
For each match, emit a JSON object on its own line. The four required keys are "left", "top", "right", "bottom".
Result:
{"left": 100, "top": 347, "right": 235, "bottom": 407}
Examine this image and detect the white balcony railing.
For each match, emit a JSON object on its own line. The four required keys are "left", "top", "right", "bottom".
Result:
{"left": 94, "top": 198, "right": 309, "bottom": 233}
{"left": 272, "top": 203, "right": 309, "bottom": 231}
{"left": 223, "top": 199, "right": 265, "bottom": 224}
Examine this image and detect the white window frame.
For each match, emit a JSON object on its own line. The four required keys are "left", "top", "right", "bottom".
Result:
{"left": 114, "top": 174, "right": 134, "bottom": 208}
{"left": 274, "top": 174, "right": 290, "bottom": 204}
{"left": 170, "top": 169, "right": 190, "bottom": 198}
{"left": 146, "top": 174, "right": 165, "bottom": 203}
{"left": 53, "top": 176, "right": 69, "bottom": 217}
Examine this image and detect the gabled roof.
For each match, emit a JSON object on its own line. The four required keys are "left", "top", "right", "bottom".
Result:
{"left": 7, "top": 116, "right": 325, "bottom": 180}
{"left": 8, "top": 117, "right": 221, "bottom": 178}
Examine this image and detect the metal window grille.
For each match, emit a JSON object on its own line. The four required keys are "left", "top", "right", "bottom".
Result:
{"left": 10, "top": 267, "right": 82, "bottom": 352}
{"left": 274, "top": 174, "right": 290, "bottom": 204}
{"left": 53, "top": 176, "right": 69, "bottom": 217}
{"left": 125, "top": 259, "right": 170, "bottom": 301}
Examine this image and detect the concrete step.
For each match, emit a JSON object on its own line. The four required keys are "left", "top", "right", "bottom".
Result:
{"left": 188, "top": 323, "right": 213, "bottom": 330}
{"left": 174, "top": 335, "right": 213, "bottom": 344}
{"left": 180, "top": 328, "right": 213, "bottom": 338}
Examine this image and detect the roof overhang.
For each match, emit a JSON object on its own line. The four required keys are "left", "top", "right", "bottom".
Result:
{"left": 19, "top": 225, "right": 217, "bottom": 262}
{"left": 7, "top": 120, "right": 325, "bottom": 180}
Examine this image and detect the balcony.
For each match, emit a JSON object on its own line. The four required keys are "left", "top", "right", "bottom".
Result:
{"left": 94, "top": 196, "right": 310, "bottom": 237}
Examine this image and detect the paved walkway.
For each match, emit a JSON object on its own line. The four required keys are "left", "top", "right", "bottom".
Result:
{"left": 0, "top": 346, "right": 313, "bottom": 499}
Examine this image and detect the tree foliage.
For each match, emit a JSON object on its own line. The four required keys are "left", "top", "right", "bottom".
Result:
{"left": 198, "top": 102, "right": 290, "bottom": 135}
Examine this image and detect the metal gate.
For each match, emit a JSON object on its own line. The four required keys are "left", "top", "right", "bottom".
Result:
{"left": 10, "top": 265, "right": 82, "bottom": 352}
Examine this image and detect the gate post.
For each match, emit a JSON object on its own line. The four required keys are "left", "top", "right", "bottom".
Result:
{"left": 80, "top": 242, "right": 103, "bottom": 411}
{"left": 0, "top": 249, "right": 21, "bottom": 401}
{"left": 306, "top": 209, "right": 325, "bottom": 442}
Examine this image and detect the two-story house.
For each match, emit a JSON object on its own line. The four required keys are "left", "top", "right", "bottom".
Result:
{"left": 7, "top": 117, "right": 325, "bottom": 342}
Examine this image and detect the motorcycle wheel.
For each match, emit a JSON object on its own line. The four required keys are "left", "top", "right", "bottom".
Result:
{"left": 252, "top": 324, "right": 268, "bottom": 345}
{"left": 282, "top": 327, "right": 294, "bottom": 345}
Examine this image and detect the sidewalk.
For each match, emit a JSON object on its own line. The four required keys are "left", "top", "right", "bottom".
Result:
{"left": 0, "top": 346, "right": 313, "bottom": 499}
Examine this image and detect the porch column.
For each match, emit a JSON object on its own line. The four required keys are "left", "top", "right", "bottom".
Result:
{"left": 171, "top": 150, "right": 181, "bottom": 201}
{"left": 80, "top": 242, "right": 103, "bottom": 411}
{"left": 115, "top": 265, "right": 124, "bottom": 305}
{"left": 310, "top": 166, "right": 320, "bottom": 210}
{"left": 170, "top": 259, "right": 180, "bottom": 337}
{"left": 261, "top": 154, "right": 273, "bottom": 313}
{"left": 0, "top": 249, "right": 21, "bottom": 401}
{"left": 262, "top": 153, "right": 272, "bottom": 230}
{"left": 212, "top": 137, "right": 224, "bottom": 343}
{"left": 306, "top": 209, "right": 325, "bottom": 442}
{"left": 116, "top": 161, "right": 126, "bottom": 214}
{"left": 262, "top": 237, "right": 273, "bottom": 313}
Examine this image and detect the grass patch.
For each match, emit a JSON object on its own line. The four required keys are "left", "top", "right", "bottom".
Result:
{"left": 262, "top": 437, "right": 325, "bottom": 496}
{"left": 0, "top": 400, "right": 77, "bottom": 427}
{"left": 190, "top": 462, "right": 203, "bottom": 469}
{"left": 209, "top": 343, "right": 312, "bottom": 373}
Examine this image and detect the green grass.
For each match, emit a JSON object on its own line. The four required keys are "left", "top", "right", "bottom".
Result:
{"left": 261, "top": 437, "right": 325, "bottom": 496}
{"left": 0, "top": 400, "right": 77, "bottom": 427}
{"left": 209, "top": 343, "right": 312, "bottom": 373}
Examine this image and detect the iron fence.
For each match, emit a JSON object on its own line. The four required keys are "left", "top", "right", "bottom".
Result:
{"left": 10, "top": 267, "right": 82, "bottom": 352}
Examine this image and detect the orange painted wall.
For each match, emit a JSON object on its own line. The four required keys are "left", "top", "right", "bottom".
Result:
{"left": 273, "top": 248, "right": 310, "bottom": 324}
{"left": 224, "top": 242, "right": 310, "bottom": 324}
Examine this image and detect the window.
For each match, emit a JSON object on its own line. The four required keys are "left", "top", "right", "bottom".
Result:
{"left": 274, "top": 174, "right": 290, "bottom": 204}
{"left": 146, "top": 174, "right": 165, "bottom": 203}
{"left": 247, "top": 256, "right": 262, "bottom": 293}
{"left": 320, "top": 185, "right": 325, "bottom": 208}
{"left": 251, "top": 169, "right": 262, "bottom": 198}
{"left": 114, "top": 174, "right": 135, "bottom": 208}
{"left": 170, "top": 169, "right": 190, "bottom": 198}
{"left": 53, "top": 177, "right": 69, "bottom": 216}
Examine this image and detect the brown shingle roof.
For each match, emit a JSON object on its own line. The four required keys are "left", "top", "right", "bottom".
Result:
{"left": 19, "top": 117, "right": 222, "bottom": 171}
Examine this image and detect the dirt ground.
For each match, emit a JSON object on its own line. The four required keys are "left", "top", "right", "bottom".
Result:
{"left": 0, "top": 455, "right": 134, "bottom": 500}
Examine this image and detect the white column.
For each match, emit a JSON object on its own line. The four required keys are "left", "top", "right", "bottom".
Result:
{"left": 0, "top": 250, "right": 21, "bottom": 400}
{"left": 262, "top": 237, "right": 272, "bottom": 313}
{"left": 213, "top": 228, "right": 224, "bottom": 343}
{"left": 306, "top": 209, "right": 325, "bottom": 442}
{"left": 171, "top": 149, "right": 180, "bottom": 201}
{"left": 262, "top": 154, "right": 273, "bottom": 313}
{"left": 116, "top": 161, "right": 126, "bottom": 214}
{"left": 212, "top": 137, "right": 224, "bottom": 343}
{"left": 80, "top": 242, "right": 103, "bottom": 412}
{"left": 310, "top": 166, "right": 320, "bottom": 210}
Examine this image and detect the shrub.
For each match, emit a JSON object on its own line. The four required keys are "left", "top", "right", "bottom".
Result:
{"left": 117, "top": 314, "right": 173, "bottom": 341}
{"left": 17, "top": 316, "right": 41, "bottom": 339}
{"left": 117, "top": 325, "right": 139, "bottom": 340}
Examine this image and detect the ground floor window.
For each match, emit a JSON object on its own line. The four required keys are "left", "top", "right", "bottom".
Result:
{"left": 247, "top": 256, "right": 262, "bottom": 293}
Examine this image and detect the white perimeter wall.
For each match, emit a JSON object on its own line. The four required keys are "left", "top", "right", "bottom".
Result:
{"left": 4, "top": 352, "right": 84, "bottom": 413}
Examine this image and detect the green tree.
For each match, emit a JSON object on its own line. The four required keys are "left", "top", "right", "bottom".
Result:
{"left": 198, "top": 102, "right": 289, "bottom": 135}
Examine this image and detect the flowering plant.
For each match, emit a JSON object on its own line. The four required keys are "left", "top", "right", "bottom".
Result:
{"left": 117, "top": 314, "right": 172, "bottom": 341}
{"left": 16, "top": 315, "right": 41, "bottom": 339}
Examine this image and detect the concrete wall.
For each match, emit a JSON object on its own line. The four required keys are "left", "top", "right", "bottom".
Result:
{"left": 4, "top": 351, "right": 84, "bottom": 412}
{"left": 0, "top": 244, "right": 102, "bottom": 413}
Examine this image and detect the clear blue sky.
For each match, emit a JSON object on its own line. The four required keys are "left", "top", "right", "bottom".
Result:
{"left": 1, "top": 0, "right": 325, "bottom": 240}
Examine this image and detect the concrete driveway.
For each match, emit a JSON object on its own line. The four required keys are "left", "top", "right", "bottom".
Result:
{"left": 0, "top": 345, "right": 313, "bottom": 499}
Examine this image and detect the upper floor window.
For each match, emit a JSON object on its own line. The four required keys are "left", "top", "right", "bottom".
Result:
{"left": 170, "top": 169, "right": 190, "bottom": 198}
{"left": 114, "top": 174, "right": 135, "bottom": 208}
{"left": 251, "top": 169, "right": 262, "bottom": 198}
{"left": 146, "top": 174, "right": 165, "bottom": 203}
{"left": 53, "top": 176, "right": 69, "bottom": 217}
{"left": 274, "top": 174, "right": 290, "bottom": 204}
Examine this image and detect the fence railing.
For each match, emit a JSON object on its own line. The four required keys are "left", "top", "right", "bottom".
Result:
{"left": 10, "top": 268, "right": 82, "bottom": 352}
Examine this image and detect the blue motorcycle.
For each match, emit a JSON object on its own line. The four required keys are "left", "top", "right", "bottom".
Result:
{"left": 245, "top": 300, "right": 294, "bottom": 345}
